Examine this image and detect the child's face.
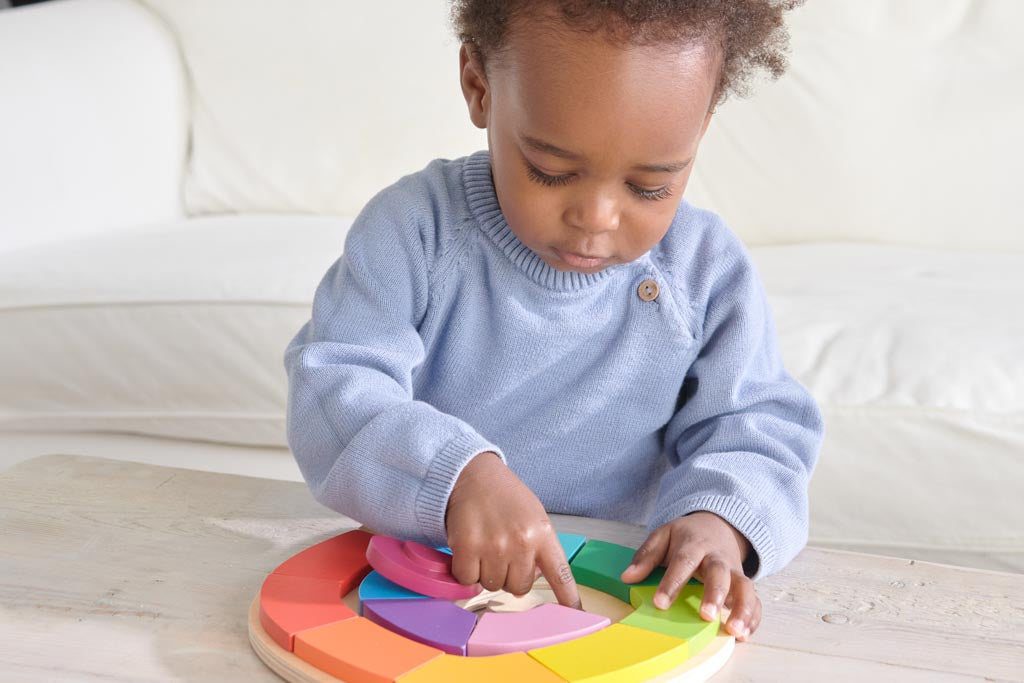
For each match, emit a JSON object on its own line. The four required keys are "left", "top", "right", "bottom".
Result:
{"left": 460, "top": 20, "right": 719, "bottom": 274}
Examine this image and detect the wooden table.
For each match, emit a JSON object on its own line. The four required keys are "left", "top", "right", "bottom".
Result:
{"left": 1, "top": 454, "right": 1021, "bottom": 682}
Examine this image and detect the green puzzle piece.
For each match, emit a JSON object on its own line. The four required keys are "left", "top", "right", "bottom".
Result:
{"left": 621, "top": 584, "right": 720, "bottom": 657}
{"left": 569, "top": 539, "right": 669, "bottom": 603}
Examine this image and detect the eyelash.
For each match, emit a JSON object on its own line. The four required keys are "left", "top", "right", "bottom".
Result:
{"left": 524, "top": 162, "right": 674, "bottom": 201}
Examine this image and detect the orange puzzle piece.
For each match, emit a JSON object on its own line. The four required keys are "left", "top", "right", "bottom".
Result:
{"left": 295, "top": 616, "right": 445, "bottom": 683}
{"left": 397, "top": 651, "right": 567, "bottom": 682}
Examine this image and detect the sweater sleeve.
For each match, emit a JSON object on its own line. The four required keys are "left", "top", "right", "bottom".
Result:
{"left": 284, "top": 186, "right": 504, "bottom": 546}
{"left": 651, "top": 237, "right": 824, "bottom": 581}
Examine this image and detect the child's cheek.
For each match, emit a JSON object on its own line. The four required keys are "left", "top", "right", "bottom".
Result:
{"left": 503, "top": 180, "right": 562, "bottom": 247}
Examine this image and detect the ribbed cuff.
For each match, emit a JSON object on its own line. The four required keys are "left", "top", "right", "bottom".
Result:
{"left": 414, "top": 431, "right": 506, "bottom": 546}
{"left": 649, "top": 494, "right": 777, "bottom": 581}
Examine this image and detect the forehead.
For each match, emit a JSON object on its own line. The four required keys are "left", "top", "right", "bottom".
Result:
{"left": 490, "top": 19, "right": 719, "bottom": 162}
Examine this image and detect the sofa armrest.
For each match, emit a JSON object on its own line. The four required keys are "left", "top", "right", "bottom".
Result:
{"left": 0, "top": 0, "right": 188, "bottom": 253}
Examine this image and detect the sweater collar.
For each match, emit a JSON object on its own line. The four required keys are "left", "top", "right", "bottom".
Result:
{"left": 462, "top": 150, "right": 626, "bottom": 292}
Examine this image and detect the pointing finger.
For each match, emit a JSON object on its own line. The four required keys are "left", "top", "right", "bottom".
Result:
{"left": 536, "top": 534, "right": 582, "bottom": 610}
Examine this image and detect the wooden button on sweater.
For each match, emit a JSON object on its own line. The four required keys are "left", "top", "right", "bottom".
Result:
{"left": 637, "top": 280, "right": 659, "bottom": 302}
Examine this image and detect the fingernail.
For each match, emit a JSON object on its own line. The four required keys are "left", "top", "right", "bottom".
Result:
{"left": 702, "top": 603, "right": 718, "bottom": 620}
{"left": 743, "top": 627, "right": 751, "bottom": 639}
{"left": 655, "top": 593, "right": 670, "bottom": 610}
{"left": 731, "top": 619, "right": 745, "bottom": 636}
{"left": 623, "top": 563, "right": 637, "bottom": 574}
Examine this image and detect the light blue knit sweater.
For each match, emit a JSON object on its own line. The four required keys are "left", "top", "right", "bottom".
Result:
{"left": 284, "top": 151, "right": 823, "bottom": 580}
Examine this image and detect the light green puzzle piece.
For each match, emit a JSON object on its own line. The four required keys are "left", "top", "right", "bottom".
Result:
{"left": 621, "top": 584, "right": 720, "bottom": 657}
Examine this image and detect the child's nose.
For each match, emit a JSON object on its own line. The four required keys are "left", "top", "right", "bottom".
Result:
{"left": 564, "top": 190, "right": 620, "bottom": 235}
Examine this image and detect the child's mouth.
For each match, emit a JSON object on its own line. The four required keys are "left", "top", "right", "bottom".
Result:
{"left": 552, "top": 247, "right": 610, "bottom": 269}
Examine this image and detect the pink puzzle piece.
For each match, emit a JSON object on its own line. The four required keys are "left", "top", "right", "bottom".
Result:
{"left": 467, "top": 602, "right": 611, "bottom": 656}
{"left": 366, "top": 535, "right": 482, "bottom": 601}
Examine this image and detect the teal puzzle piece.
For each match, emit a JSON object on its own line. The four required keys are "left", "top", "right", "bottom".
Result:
{"left": 357, "top": 569, "right": 428, "bottom": 613}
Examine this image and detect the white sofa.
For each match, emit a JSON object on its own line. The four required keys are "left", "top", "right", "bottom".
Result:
{"left": 1, "top": 0, "right": 1021, "bottom": 572}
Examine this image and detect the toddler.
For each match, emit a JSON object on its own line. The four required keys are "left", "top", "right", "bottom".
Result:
{"left": 285, "top": 0, "right": 822, "bottom": 642}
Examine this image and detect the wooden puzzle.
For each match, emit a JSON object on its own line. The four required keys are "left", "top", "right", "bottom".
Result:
{"left": 249, "top": 529, "right": 735, "bottom": 682}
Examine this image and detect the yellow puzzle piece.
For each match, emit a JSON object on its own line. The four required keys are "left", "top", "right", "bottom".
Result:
{"left": 398, "top": 651, "right": 566, "bottom": 682}
{"left": 528, "top": 622, "right": 689, "bottom": 682}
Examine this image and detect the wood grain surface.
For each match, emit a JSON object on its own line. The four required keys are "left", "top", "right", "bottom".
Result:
{"left": 1, "top": 454, "right": 1021, "bottom": 682}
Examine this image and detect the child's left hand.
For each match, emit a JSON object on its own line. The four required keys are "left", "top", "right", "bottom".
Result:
{"left": 620, "top": 511, "right": 760, "bottom": 641}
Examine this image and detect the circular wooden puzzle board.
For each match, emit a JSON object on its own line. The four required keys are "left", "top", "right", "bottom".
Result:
{"left": 249, "top": 529, "right": 735, "bottom": 682}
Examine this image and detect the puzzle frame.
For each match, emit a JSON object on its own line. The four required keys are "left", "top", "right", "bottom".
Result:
{"left": 248, "top": 529, "right": 735, "bottom": 682}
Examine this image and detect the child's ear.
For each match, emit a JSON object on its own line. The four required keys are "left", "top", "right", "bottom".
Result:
{"left": 459, "top": 43, "right": 490, "bottom": 130}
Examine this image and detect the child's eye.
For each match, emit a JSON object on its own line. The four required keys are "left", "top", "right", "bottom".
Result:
{"left": 525, "top": 160, "right": 673, "bottom": 202}
{"left": 628, "top": 184, "right": 674, "bottom": 201}
{"left": 525, "top": 162, "right": 573, "bottom": 187}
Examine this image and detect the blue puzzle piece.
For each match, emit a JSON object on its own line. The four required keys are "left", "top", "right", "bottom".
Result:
{"left": 357, "top": 569, "right": 428, "bottom": 614}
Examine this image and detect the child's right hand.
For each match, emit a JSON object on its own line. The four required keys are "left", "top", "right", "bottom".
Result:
{"left": 445, "top": 451, "right": 583, "bottom": 610}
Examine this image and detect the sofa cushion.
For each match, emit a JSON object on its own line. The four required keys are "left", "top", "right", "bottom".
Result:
{"left": 686, "top": 0, "right": 1024, "bottom": 250}
{"left": 0, "top": 0, "right": 187, "bottom": 253}
{"left": 138, "top": 0, "right": 485, "bottom": 220}
{"left": 0, "top": 215, "right": 350, "bottom": 446}
{"left": 751, "top": 244, "right": 1024, "bottom": 552}
{"left": 135, "top": 0, "right": 1023, "bottom": 250}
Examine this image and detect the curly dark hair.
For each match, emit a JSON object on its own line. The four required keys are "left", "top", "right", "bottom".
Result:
{"left": 450, "top": 0, "right": 804, "bottom": 107}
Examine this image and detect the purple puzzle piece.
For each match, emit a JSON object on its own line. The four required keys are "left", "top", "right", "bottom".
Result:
{"left": 361, "top": 598, "right": 478, "bottom": 656}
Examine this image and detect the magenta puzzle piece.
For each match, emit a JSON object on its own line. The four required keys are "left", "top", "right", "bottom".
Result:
{"left": 362, "top": 598, "right": 479, "bottom": 655}
{"left": 365, "top": 535, "right": 482, "bottom": 601}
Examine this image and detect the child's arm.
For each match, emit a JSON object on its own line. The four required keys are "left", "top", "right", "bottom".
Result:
{"left": 624, "top": 233, "right": 824, "bottom": 639}
{"left": 285, "top": 186, "right": 581, "bottom": 607}
{"left": 284, "top": 184, "right": 502, "bottom": 549}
